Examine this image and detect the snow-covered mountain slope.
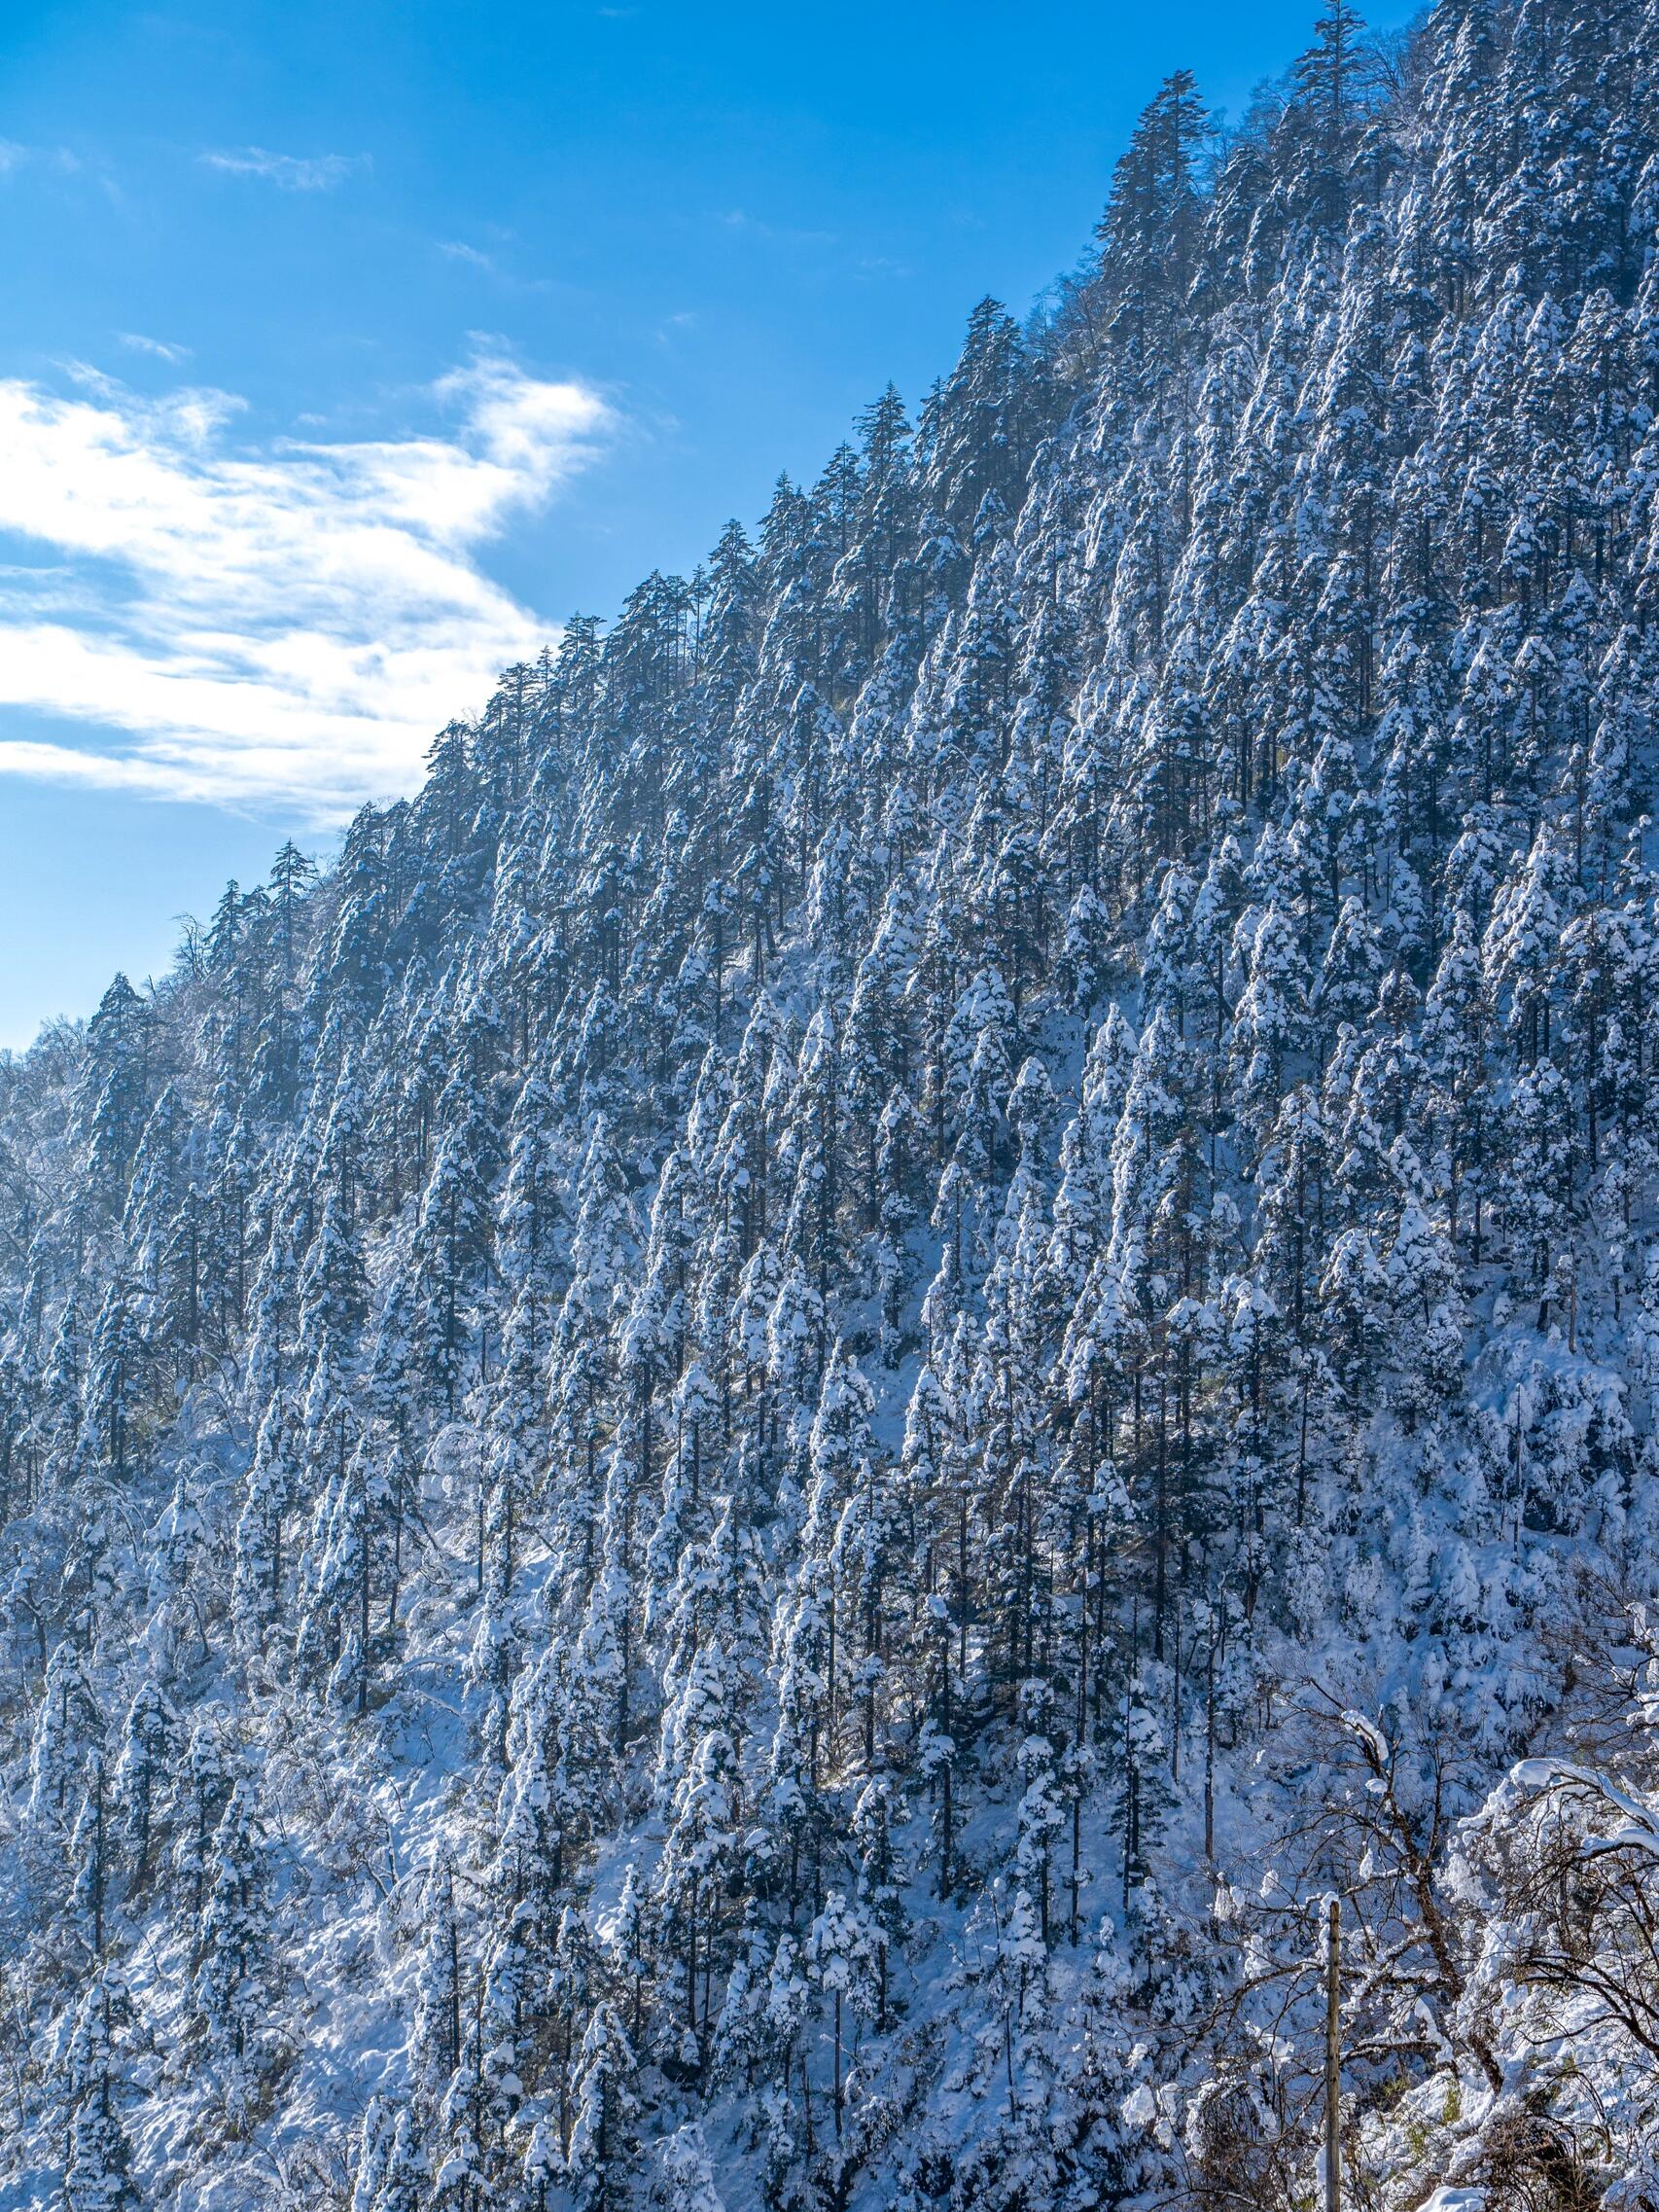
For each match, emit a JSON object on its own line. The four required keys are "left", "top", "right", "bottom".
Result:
{"left": 7, "top": 4, "right": 1659, "bottom": 2205}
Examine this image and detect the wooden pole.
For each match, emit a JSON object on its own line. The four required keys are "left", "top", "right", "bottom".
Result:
{"left": 1324, "top": 1896, "right": 1341, "bottom": 2212}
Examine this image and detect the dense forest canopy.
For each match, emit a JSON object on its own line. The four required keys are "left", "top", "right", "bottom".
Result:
{"left": 5, "top": 2, "right": 1659, "bottom": 2206}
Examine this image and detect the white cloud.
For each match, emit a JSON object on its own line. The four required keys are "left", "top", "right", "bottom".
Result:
{"left": 0, "top": 357, "right": 614, "bottom": 820}
{"left": 199, "top": 147, "right": 369, "bottom": 191}
{"left": 117, "top": 332, "right": 193, "bottom": 363}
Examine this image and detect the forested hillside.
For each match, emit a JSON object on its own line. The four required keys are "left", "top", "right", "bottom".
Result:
{"left": 6, "top": 3, "right": 1659, "bottom": 2204}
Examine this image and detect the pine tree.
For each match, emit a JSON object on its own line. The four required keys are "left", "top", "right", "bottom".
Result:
{"left": 412, "top": 1059, "right": 495, "bottom": 1416}
{"left": 80, "top": 975, "right": 154, "bottom": 1212}
{"left": 194, "top": 1775, "right": 278, "bottom": 2124}
{"left": 115, "top": 1676, "right": 179, "bottom": 1879}
{"left": 566, "top": 2001, "right": 638, "bottom": 2210}
{"left": 413, "top": 1854, "right": 464, "bottom": 2096}
{"left": 70, "top": 1746, "right": 112, "bottom": 1956}
{"left": 657, "top": 2123, "right": 727, "bottom": 2212}
{"left": 61, "top": 1974, "right": 139, "bottom": 2212}
{"left": 29, "top": 1638, "right": 101, "bottom": 1832}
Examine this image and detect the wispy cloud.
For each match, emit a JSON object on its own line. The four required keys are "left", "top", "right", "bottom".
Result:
{"left": 435, "top": 237, "right": 562, "bottom": 298}
{"left": 199, "top": 146, "right": 369, "bottom": 191}
{"left": 0, "top": 357, "right": 614, "bottom": 819}
{"left": 438, "top": 240, "right": 498, "bottom": 272}
{"left": 117, "top": 332, "right": 193, "bottom": 363}
{"left": 0, "top": 140, "right": 82, "bottom": 178}
{"left": 717, "top": 208, "right": 838, "bottom": 249}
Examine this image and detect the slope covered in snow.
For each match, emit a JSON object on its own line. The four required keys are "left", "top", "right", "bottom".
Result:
{"left": 5, "top": 3, "right": 1659, "bottom": 2206}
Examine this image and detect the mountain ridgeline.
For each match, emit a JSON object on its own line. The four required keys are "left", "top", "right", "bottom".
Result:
{"left": 6, "top": 3, "right": 1659, "bottom": 2206}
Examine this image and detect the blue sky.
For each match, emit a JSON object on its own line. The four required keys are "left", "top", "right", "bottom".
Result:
{"left": 0, "top": 0, "right": 1419, "bottom": 1050}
